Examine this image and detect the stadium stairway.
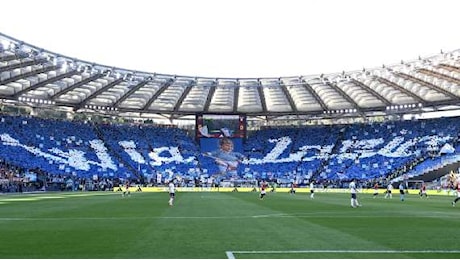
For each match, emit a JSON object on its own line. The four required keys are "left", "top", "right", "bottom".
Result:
{"left": 92, "top": 123, "right": 143, "bottom": 181}
{"left": 405, "top": 155, "right": 460, "bottom": 183}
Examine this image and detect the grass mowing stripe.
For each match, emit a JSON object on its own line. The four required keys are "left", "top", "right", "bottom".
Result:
{"left": 220, "top": 192, "right": 401, "bottom": 258}
{"left": 2, "top": 212, "right": 459, "bottom": 221}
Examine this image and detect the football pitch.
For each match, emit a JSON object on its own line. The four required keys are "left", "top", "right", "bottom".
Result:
{"left": 0, "top": 190, "right": 459, "bottom": 259}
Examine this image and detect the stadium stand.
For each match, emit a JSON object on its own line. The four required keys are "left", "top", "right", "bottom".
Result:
{"left": 1, "top": 32, "right": 460, "bottom": 192}
{"left": 0, "top": 113, "right": 459, "bottom": 191}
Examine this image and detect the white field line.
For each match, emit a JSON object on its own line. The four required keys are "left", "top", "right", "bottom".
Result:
{"left": 225, "top": 250, "right": 460, "bottom": 259}
{"left": 0, "top": 211, "right": 459, "bottom": 221}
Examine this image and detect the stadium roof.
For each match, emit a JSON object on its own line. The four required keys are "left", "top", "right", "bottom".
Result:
{"left": 1, "top": 32, "right": 460, "bottom": 121}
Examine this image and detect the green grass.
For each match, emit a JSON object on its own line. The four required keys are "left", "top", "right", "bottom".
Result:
{"left": 0, "top": 191, "right": 459, "bottom": 259}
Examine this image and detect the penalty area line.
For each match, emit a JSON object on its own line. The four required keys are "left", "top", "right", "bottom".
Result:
{"left": 225, "top": 249, "right": 460, "bottom": 258}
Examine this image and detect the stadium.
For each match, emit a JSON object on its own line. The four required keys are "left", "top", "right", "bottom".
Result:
{"left": 1, "top": 1, "right": 460, "bottom": 258}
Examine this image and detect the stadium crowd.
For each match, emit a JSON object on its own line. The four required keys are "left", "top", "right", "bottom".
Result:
{"left": 1, "top": 113, "right": 460, "bottom": 193}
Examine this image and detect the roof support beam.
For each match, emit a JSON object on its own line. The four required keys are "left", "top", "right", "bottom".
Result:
{"left": 300, "top": 79, "right": 328, "bottom": 111}
{"left": 256, "top": 83, "right": 268, "bottom": 114}
{"left": 0, "top": 65, "right": 57, "bottom": 86}
{"left": 232, "top": 81, "right": 240, "bottom": 113}
{"left": 437, "top": 63, "right": 460, "bottom": 72}
{"left": 74, "top": 78, "right": 124, "bottom": 110}
{"left": 351, "top": 79, "right": 392, "bottom": 106}
{"left": 13, "top": 70, "right": 79, "bottom": 98}
{"left": 142, "top": 78, "right": 175, "bottom": 111}
{"left": 203, "top": 81, "right": 217, "bottom": 113}
{"left": 414, "top": 69, "right": 460, "bottom": 100}
{"left": 0, "top": 54, "right": 17, "bottom": 62}
{"left": 373, "top": 75, "right": 427, "bottom": 105}
{"left": 0, "top": 58, "right": 48, "bottom": 73}
{"left": 325, "top": 81, "right": 365, "bottom": 116}
{"left": 279, "top": 80, "right": 298, "bottom": 113}
{"left": 325, "top": 82, "right": 360, "bottom": 111}
{"left": 173, "top": 81, "right": 195, "bottom": 112}
{"left": 51, "top": 74, "right": 105, "bottom": 100}
{"left": 112, "top": 81, "right": 149, "bottom": 108}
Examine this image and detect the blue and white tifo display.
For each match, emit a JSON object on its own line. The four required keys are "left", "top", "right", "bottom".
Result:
{"left": 199, "top": 138, "right": 244, "bottom": 153}
{"left": 0, "top": 114, "right": 459, "bottom": 181}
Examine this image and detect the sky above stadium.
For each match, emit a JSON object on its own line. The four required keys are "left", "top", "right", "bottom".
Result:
{"left": 1, "top": 0, "right": 460, "bottom": 78}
